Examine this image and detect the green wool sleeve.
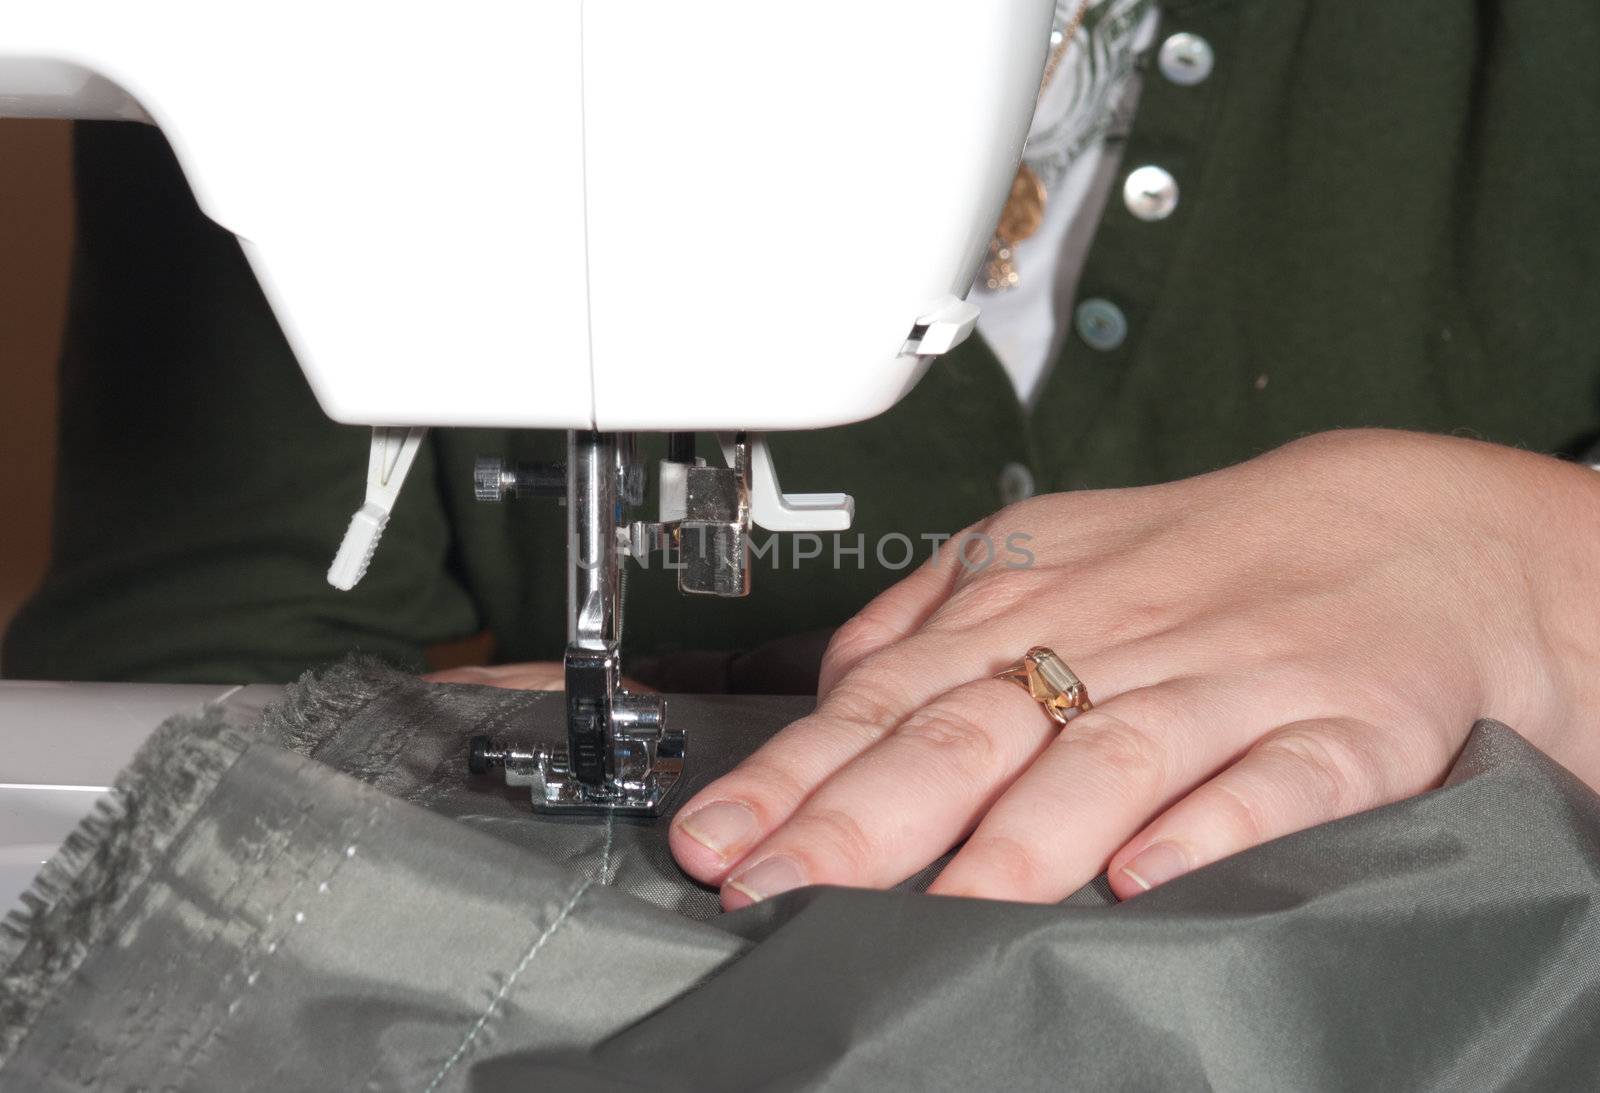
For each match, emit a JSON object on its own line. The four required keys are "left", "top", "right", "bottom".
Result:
{"left": 1, "top": 122, "right": 481, "bottom": 684}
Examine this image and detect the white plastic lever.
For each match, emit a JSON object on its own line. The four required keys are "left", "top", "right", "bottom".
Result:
{"left": 327, "top": 426, "right": 428, "bottom": 590}
{"left": 718, "top": 433, "right": 854, "bottom": 532}
{"left": 904, "top": 294, "right": 981, "bottom": 356}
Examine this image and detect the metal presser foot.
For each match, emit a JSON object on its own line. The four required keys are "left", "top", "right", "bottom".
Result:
{"left": 466, "top": 696, "right": 685, "bottom": 817}
{"left": 462, "top": 426, "right": 848, "bottom": 816}
{"left": 463, "top": 429, "right": 695, "bottom": 816}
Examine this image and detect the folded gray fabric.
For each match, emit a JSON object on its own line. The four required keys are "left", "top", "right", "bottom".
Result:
{"left": 0, "top": 680, "right": 746, "bottom": 1092}
{"left": 3, "top": 657, "right": 1598, "bottom": 1091}
{"left": 246, "top": 657, "right": 1100, "bottom": 918}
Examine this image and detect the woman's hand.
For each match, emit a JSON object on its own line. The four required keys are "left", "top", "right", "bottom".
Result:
{"left": 668, "top": 430, "right": 1600, "bottom": 907}
{"left": 424, "top": 662, "right": 654, "bottom": 693}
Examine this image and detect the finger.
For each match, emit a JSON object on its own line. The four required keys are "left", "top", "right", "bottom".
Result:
{"left": 423, "top": 663, "right": 567, "bottom": 688}
{"left": 1105, "top": 717, "right": 1444, "bottom": 899}
{"left": 422, "top": 662, "right": 655, "bottom": 693}
{"left": 929, "top": 678, "right": 1271, "bottom": 903}
{"left": 671, "top": 623, "right": 1195, "bottom": 885}
{"left": 816, "top": 548, "right": 967, "bottom": 696}
{"left": 670, "top": 627, "right": 978, "bottom": 883}
{"left": 713, "top": 678, "right": 1060, "bottom": 909}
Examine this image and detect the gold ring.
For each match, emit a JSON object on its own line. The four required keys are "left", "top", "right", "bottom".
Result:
{"left": 996, "top": 646, "right": 1092, "bottom": 724}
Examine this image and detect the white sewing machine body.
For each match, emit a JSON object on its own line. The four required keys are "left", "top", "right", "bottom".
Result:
{"left": 3, "top": 0, "right": 1050, "bottom": 431}
{"left": 1, "top": 1, "right": 1053, "bottom": 819}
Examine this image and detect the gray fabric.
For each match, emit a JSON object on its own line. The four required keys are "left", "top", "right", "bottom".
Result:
{"left": 256, "top": 657, "right": 829, "bottom": 918}
{"left": 0, "top": 699, "right": 742, "bottom": 1092}
{"left": 249, "top": 658, "right": 1106, "bottom": 917}
{"left": 3, "top": 658, "right": 1599, "bottom": 1090}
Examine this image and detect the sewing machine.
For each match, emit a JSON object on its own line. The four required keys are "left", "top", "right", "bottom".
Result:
{"left": 2, "top": 1, "right": 1053, "bottom": 816}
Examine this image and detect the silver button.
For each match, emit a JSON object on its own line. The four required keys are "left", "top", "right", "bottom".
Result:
{"left": 998, "top": 462, "right": 1035, "bottom": 505}
{"left": 1123, "top": 165, "right": 1179, "bottom": 221}
{"left": 1158, "top": 32, "right": 1214, "bottom": 86}
{"left": 1074, "top": 298, "right": 1127, "bottom": 351}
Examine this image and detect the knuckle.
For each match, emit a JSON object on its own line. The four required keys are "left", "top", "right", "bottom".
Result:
{"left": 1230, "top": 614, "right": 1317, "bottom": 666}
{"left": 895, "top": 705, "right": 1001, "bottom": 774}
{"left": 934, "top": 566, "right": 1046, "bottom": 633}
{"left": 823, "top": 610, "right": 899, "bottom": 680}
{"left": 1065, "top": 710, "right": 1173, "bottom": 798}
{"left": 820, "top": 675, "right": 908, "bottom": 739}
{"left": 1091, "top": 598, "right": 1182, "bottom": 651}
{"left": 959, "top": 833, "right": 1054, "bottom": 899}
{"left": 789, "top": 805, "right": 877, "bottom": 876}
{"left": 1254, "top": 727, "right": 1384, "bottom": 815}
{"left": 720, "top": 754, "right": 815, "bottom": 817}
{"left": 1202, "top": 777, "right": 1272, "bottom": 844}
{"left": 988, "top": 494, "right": 1054, "bottom": 535}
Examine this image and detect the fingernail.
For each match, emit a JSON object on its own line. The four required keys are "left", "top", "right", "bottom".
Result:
{"left": 1120, "top": 841, "right": 1190, "bottom": 892}
{"left": 676, "top": 800, "right": 759, "bottom": 860}
{"left": 727, "top": 856, "right": 806, "bottom": 903}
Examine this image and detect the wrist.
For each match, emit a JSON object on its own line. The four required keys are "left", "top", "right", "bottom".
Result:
{"left": 1494, "top": 444, "right": 1600, "bottom": 783}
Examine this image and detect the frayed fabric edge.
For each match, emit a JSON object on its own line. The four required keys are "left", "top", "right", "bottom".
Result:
{"left": 0, "top": 702, "right": 251, "bottom": 1065}
{"left": 255, "top": 652, "right": 400, "bottom": 757}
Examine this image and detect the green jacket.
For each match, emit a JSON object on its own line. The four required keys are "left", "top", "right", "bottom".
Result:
{"left": 7, "top": 0, "right": 1599, "bottom": 685}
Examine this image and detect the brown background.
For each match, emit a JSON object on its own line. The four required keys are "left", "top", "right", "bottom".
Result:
{"left": 0, "top": 120, "right": 73, "bottom": 644}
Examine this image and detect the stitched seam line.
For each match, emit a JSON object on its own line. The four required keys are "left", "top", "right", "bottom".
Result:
{"left": 421, "top": 877, "right": 595, "bottom": 1093}
{"left": 599, "top": 811, "right": 616, "bottom": 886}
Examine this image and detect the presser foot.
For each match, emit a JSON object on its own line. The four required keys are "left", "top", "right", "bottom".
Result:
{"left": 468, "top": 704, "right": 685, "bottom": 816}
